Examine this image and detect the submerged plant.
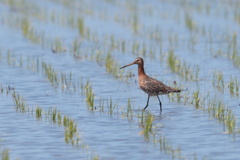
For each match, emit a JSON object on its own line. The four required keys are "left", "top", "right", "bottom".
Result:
{"left": 11, "top": 91, "right": 81, "bottom": 146}
{"left": 228, "top": 76, "right": 239, "bottom": 97}
{"left": 107, "top": 97, "right": 118, "bottom": 116}
{"left": 167, "top": 50, "right": 199, "bottom": 81}
{"left": 36, "top": 106, "right": 42, "bottom": 120}
{"left": 208, "top": 97, "right": 236, "bottom": 133}
{"left": 42, "top": 62, "right": 59, "bottom": 87}
{"left": 158, "top": 137, "right": 182, "bottom": 159}
{"left": 1, "top": 149, "right": 10, "bottom": 160}
{"left": 105, "top": 53, "right": 124, "bottom": 78}
{"left": 12, "top": 92, "right": 29, "bottom": 113}
{"left": 52, "top": 38, "right": 66, "bottom": 53}
{"left": 212, "top": 71, "right": 224, "bottom": 91}
{"left": 140, "top": 112, "right": 154, "bottom": 141}
{"left": 77, "top": 17, "right": 85, "bottom": 36}
{"left": 185, "top": 13, "right": 197, "bottom": 32}
{"left": 85, "top": 80, "right": 95, "bottom": 111}
{"left": 191, "top": 90, "right": 201, "bottom": 109}
{"left": 21, "top": 18, "right": 47, "bottom": 46}
{"left": 127, "top": 98, "right": 133, "bottom": 118}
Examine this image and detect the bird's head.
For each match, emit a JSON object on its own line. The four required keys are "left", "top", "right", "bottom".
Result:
{"left": 120, "top": 57, "right": 143, "bottom": 69}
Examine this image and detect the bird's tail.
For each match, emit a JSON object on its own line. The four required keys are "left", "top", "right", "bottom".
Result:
{"left": 175, "top": 89, "right": 181, "bottom": 92}
{"left": 174, "top": 88, "right": 188, "bottom": 92}
{"left": 168, "top": 88, "right": 181, "bottom": 93}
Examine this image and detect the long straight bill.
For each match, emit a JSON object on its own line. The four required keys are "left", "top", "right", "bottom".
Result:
{"left": 120, "top": 62, "right": 135, "bottom": 69}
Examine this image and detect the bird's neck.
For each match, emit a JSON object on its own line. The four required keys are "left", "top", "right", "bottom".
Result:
{"left": 138, "top": 63, "right": 146, "bottom": 76}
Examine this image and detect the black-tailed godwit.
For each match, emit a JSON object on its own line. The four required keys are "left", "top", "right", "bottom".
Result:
{"left": 120, "top": 57, "right": 181, "bottom": 112}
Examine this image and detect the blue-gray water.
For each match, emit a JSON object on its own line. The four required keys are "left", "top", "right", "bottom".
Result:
{"left": 1, "top": 0, "right": 240, "bottom": 159}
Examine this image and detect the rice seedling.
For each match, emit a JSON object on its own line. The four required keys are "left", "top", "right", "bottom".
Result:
{"left": 139, "top": 112, "right": 154, "bottom": 141}
{"left": 188, "top": 35, "right": 197, "bottom": 52}
{"left": 12, "top": 91, "right": 29, "bottom": 113}
{"left": 118, "top": 97, "right": 136, "bottom": 119}
{"left": 58, "top": 111, "right": 62, "bottom": 125}
{"left": 105, "top": 52, "right": 124, "bottom": 78}
{"left": 60, "top": 72, "right": 67, "bottom": 89}
{"left": 72, "top": 39, "right": 82, "bottom": 54}
{"left": 91, "top": 155, "right": 100, "bottom": 160}
{"left": 1, "top": 149, "right": 10, "bottom": 160}
{"left": 50, "top": 108, "right": 57, "bottom": 124}
{"left": 225, "top": 33, "right": 240, "bottom": 68}
{"left": 63, "top": 115, "right": 68, "bottom": 127}
{"left": 212, "top": 71, "right": 240, "bottom": 97}
{"left": 107, "top": 97, "right": 118, "bottom": 116}
{"left": 98, "top": 98, "right": 105, "bottom": 112}
{"left": 228, "top": 76, "right": 239, "bottom": 97}
{"left": 167, "top": 50, "right": 199, "bottom": 81}
{"left": 36, "top": 106, "right": 42, "bottom": 120}
{"left": 19, "top": 55, "right": 23, "bottom": 67}
{"left": 228, "top": 80, "right": 235, "bottom": 96}
{"left": 212, "top": 71, "right": 224, "bottom": 91}
{"left": 60, "top": 71, "right": 76, "bottom": 91}
{"left": 40, "top": 61, "right": 74, "bottom": 90}
{"left": 225, "top": 110, "right": 236, "bottom": 133}
{"left": 7, "top": 50, "right": 12, "bottom": 66}
{"left": 167, "top": 83, "right": 237, "bottom": 133}
{"left": 1, "top": 0, "right": 39, "bottom": 16}
{"left": 139, "top": 43, "right": 147, "bottom": 57}
{"left": 234, "top": 12, "right": 240, "bottom": 25}
{"left": 168, "top": 88, "right": 188, "bottom": 104}
{"left": 51, "top": 38, "right": 66, "bottom": 53}
{"left": 4, "top": 86, "right": 14, "bottom": 95}
{"left": 21, "top": 18, "right": 47, "bottom": 47}
{"left": 137, "top": 105, "right": 191, "bottom": 159}
{"left": 84, "top": 80, "right": 95, "bottom": 111}
{"left": 191, "top": 90, "right": 201, "bottom": 109}
{"left": 56, "top": 113, "right": 79, "bottom": 145}
{"left": 110, "top": 35, "right": 116, "bottom": 49}
{"left": 90, "top": 49, "right": 134, "bottom": 79}
{"left": 149, "top": 47, "right": 156, "bottom": 59}
{"left": 144, "top": 112, "right": 154, "bottom": 135}
{"left": 11, "top": 90, "right": 82, "bottom": 146}
{"left": 132, "top": 14, "right": 139, "bottom": 34}
{"left": 111, "top": 82, "right": 195, "bottom": 159}
{"left": 168, "top": 32, "right": 179, "bottom": 50}
{"left": 77, "top": 17, "right": 85, "bottom": 36}
{"left": 64, "top": 117, "right": 79, "bottom": 145}
{"left": 207, "top": 97, "right": 236, "bottom": 133}
{"left": 121, "top": 40, "right": 125, "bottom": 53}
{"left": 94, "top": 50, "right": 104, "bottom": 64}
{"left": 1, "top": 50, "right": 78, "bottom": 92}
{"left": 131, "top": 41, "right": 154, "bottom": 58}
{"left": 105, "top": 52, "right": 134, "bottom": 78}
{"left": 42, "top": 62, "right": 59, "bottom": 87}
{"left": 126, "top": 98, "right": 134, "bottom": 118}
{"left": 132, "top": 41, "right": 140, "bottom": 55}
{"left": 158, "top": 137, "right": 183, "bottom": 159}
{"left": 185, "top": 13, "right": 198, "bottom": 32}
{"left": 192, "top": 93, "right": 237, "bottom": 133}
{"left": 0, "top": 87, "right": 3, "bottom": 94}
{"left": 167, "top": 50, "right": 179, "bottom": 72}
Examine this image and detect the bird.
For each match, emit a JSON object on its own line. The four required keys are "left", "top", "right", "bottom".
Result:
{"left": 120, "top": 57, "right": 181, "bottom": 112}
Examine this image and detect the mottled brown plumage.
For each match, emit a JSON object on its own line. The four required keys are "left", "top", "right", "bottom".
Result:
{"left": 120, "top": 57, "right": 181, "bottom": 112}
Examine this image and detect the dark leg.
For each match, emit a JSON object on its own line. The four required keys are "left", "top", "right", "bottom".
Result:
{"left": 143, "top": 95, "right": 150, "bottom": 110}
{"left": 157, "top": 95, "right": 162, "bottom": 112}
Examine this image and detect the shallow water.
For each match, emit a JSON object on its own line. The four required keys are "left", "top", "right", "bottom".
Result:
{"left": 1, "top": 0, "right": 240, "bottom": 159}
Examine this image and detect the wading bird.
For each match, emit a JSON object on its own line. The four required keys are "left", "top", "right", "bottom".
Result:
{"left": 120, "top": 57, "right": 181, "bottom": 112}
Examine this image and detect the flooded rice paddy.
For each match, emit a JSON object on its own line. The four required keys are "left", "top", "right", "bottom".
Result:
{"left": 1, "top": 0, "right": 240, "bottom": 159}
